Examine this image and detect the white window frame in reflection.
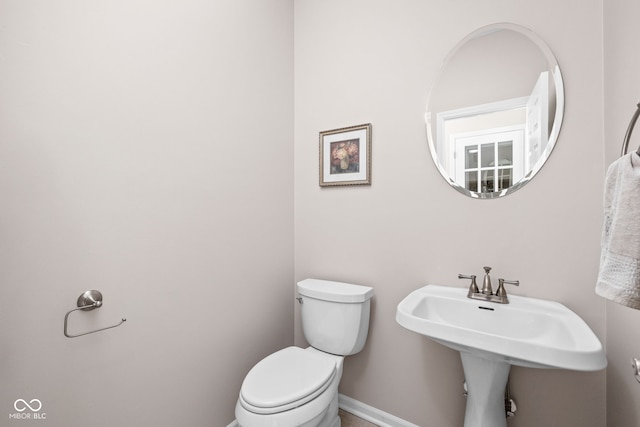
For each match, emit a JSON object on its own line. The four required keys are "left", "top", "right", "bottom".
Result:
{"left": 451, "top": 126, "right": 525, "bottom": 193}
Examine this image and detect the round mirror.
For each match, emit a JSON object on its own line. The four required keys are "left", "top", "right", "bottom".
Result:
{"left": 426, "top": 23, "right": 564, "bottom": 199}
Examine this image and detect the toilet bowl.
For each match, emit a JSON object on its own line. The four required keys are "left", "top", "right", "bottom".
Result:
{"left": 235, "top": 347, "right": 343, "bottom": 427}
{"left": 235, "top": 279, "right": 373, "bottom": 427}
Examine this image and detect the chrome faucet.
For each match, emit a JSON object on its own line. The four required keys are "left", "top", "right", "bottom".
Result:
{"left": 458, "top": 266, "right": 519, "bottom": 304}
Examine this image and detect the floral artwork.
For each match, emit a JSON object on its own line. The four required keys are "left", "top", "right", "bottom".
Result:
{"left": 319, "top": 123, "right": 371, "bottom": 187}
{"left": 330, "top": 139, "right": 360, "bottom": 174}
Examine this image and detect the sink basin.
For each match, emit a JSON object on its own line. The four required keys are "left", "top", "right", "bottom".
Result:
{"left": 397, "top": 284, "right": 606, "bottom": 427}
{"left": 396, "top": 285, "right": 606, "bottom": 371}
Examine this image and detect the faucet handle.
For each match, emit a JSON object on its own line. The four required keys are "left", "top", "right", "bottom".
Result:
{"left": 458, "top": 274, "right": 479, "bottom": 294}
{"left": 481, "top": 266, "right": 493, "bottom": 295}
{"left": 495, "top": 278, "right": 519, "bottom": 298}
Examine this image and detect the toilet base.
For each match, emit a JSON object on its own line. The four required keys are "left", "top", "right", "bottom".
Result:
{"left": 318, "top": 392, "right": 340, "bottom": 427}
{"left": 236, "top": 393, "right": 340, "bottom": 427}
{"left": 301, "top": 389, "right": 339, "bottom": 427}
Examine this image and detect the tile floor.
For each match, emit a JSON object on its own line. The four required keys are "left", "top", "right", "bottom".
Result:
{"left": 339, "top": 409, "right": 379, "bottom": 427}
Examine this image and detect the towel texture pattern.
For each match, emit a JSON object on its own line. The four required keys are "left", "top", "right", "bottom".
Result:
{"left": 596, "top": 152, "right": 640, "bottom": 309}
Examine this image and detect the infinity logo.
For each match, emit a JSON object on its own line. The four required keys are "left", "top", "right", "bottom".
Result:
{"left": 14, "top": 399, "right": 42, "bottom": 412}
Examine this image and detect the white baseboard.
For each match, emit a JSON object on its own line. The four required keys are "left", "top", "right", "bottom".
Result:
{"left": 228, "top": 394, "right": 418, "bottom": 427}
{"left": 338, "top": 394, "right": 420, "bottom": 427}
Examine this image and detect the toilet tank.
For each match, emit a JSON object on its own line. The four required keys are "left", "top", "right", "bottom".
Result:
{"left": 297, "top": 279, "right": 374, "bottom": 356}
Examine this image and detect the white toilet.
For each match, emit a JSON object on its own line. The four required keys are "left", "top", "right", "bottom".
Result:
{"left": 235, "top": 278, "right": 374, "bottom": 427}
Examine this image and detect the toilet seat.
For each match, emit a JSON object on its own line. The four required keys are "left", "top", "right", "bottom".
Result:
{"left": 239, "top": 346, "right": 337, "bottom": 415}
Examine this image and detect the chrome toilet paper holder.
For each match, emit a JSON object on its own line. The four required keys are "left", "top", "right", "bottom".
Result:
{"left": 63, "top": 290, "right": 126, "bottom": 338}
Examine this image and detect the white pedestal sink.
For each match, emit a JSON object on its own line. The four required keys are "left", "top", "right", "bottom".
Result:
{"left": 396, "top": 285, "right": 606, "bottom": 427}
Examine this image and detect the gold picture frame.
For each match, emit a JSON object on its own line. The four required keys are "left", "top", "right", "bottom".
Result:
{"left": 319, "top": 123, "right": 372, "bottom": 187}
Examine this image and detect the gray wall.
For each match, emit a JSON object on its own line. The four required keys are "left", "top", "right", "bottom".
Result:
{"left": 6, "top": 1, "right": 640, "bottom": 427}
{"left": 0, "top": 1, "right": 294, "bottom": 426}
{"left": 294, "top": 1, "right": 606, "bottom": 426}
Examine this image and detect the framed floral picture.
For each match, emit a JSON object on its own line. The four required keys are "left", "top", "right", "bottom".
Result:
{"left": 319, "top": 123, "right": 372, "bottom": 187}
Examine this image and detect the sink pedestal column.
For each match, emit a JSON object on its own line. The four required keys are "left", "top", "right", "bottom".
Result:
{"left": 460, "top": 352, "right": 510, "bottom": 427}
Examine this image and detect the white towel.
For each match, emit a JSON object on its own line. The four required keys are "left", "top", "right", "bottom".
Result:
{"left": 596, "top": 152, "right": 640, "bottom": 309}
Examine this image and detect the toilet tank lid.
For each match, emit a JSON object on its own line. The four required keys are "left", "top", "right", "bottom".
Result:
{"left": 297, "top": 279, "right": 374, "bottom": 303}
